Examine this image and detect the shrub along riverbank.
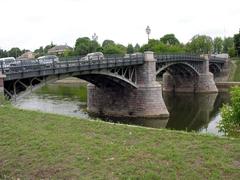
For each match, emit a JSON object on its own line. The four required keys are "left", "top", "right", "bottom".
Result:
{"left": 0, "top": 104, "right": 240, "bottom": 179}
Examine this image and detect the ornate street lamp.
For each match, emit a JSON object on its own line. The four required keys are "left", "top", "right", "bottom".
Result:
{"left": 91, "top": 33, "right": 98, "bottom": 52}
{"left": 92, "top": 33, "right": 98, "bottom": 41}
{"left": 145, "top": 25, "right": 151, "bottom": 42}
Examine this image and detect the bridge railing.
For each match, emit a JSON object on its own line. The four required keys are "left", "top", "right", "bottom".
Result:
{"left": 0, "top": 54, "right": 144, "bottom": 76}
{"left": 154, "top": 54, "right": 205, "bottom": 62}
{"left": 209, "top": 56, "right": 226, "bottom": 63}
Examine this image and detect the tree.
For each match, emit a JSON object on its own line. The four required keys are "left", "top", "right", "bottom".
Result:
{"left": 160, "top": 34, "right": 180, "bottom": 46}
{"left": 213, "top": 37, "right": 223, "bottom": 54}
{"left": 0, "top": 49, "right": 8, "bottom": 58}
{"left": 140, "top": 39, "right": 185, "bottom": 54}
{"left": 74, "top": 37, "right": 92, "bottom": 55}
{"left": 34, "top": 46, "right": 44, "bottom": 57}
{"left": 234, "top": 32, "right": 240, "bottom": 57}
{"left": 223, "top": 37, "right": 234, "bottom": 53}
{"left": 134, "top": 43, "right": 140, "bottom": 52}
{"left": 219, "top": 87, "right": 240, "bottom": 137}
{"left": 186, "top": 35, "right": 213, "bottom": 54}
{"left": 102, "top": 43, "right": 126, "bottom": 55}
{"left": 102, "top": 40, "right": 115, "bottom": 48}
{"left": 127, "top": 44, "right": 134, "bottom": 54}
{"left": 8, "top": 47, "right": 22, "bottom": 58}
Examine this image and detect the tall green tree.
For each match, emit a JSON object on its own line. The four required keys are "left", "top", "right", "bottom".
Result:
{"left": 186, "top": 35, "right": 213, "bottom": 54}
{"left": 223, "top": 37, "right": 234, "bottom": 53}
{"left": 134, "top": 43, "right": 140, "bottom": 52}
{"left": 160, "top": 34, "right": 180, "bottom": 45}
{"left": 127, "top": 44, "right": 134, "bottom": 54}
{"left": 213, "top": 37, "right": 223, "bottom": 54}
{"left": 74, "top": 37, "right": 92, "bottom": 55}
{"left": 234, "top": 31, "right": 240, "bottom": 56}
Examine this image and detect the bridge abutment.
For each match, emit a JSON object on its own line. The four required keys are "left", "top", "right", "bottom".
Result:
{"left": 87, "top": 51, "right": 169, "bottom": 118}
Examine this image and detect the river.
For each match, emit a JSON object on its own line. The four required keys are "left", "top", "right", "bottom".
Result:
{"left": 12, "top": 83, "right": 230, "bottom": 136}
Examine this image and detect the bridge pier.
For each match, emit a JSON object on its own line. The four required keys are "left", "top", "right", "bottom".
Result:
{"left": 87, "top": 52, "right": 169, "bottom": 118}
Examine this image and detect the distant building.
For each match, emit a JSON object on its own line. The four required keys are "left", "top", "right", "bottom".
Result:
{"left": 17, "top": 51, "right": 36, "bottom": 60}
{"left": 48, "top": 45, "right": 72, "bottom": 55}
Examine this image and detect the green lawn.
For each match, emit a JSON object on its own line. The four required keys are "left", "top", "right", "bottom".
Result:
{"left": 0, "top": 105, "right": 240, "bottom": 179}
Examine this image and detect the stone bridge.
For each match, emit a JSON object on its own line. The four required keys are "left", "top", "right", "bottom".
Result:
{"left": 0, "top": 52, "right": 226, "bottom": 118}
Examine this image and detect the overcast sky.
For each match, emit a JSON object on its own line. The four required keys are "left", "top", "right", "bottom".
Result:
{"left": 0, "top": 0, "right": 239, "bottom": 51}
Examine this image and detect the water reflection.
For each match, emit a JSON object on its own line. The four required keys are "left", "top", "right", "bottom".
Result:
{"left": 13, "top": 83, "right": 230, "bottom": 136}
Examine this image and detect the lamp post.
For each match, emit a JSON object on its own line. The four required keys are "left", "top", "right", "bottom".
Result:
{"left": 145, "top": 25, "right": 151, "bottom": 43}
{"left": 92, "top": 33, "right": 98, "bottom": 52}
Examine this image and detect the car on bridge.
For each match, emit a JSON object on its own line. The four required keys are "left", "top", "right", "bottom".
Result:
{"left": 37, "top": 55, "right": 59, "bottom": 67}
{"left": 80, "top": 52, "right": 104, "bottom": 61}
{"left": 0, "top": 57, "right": 17, "bottom": 72}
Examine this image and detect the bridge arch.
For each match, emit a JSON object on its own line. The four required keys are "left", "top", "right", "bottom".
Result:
{"left": 156, "top": 62, "right": 200, "bottom": 77}
{"left": 4, "top": 66, "right": 138, "bottom": 99}
{"left": 209, "top": 63, "right": 222, "bottom": 74}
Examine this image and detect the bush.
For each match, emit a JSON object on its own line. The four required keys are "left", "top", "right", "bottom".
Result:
{"left": 219, "top": 87, "right": 240, "bottom": 137}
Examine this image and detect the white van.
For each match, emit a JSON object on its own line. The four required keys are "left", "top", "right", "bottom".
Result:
{"left": 81, "top": 52, "right": 104, "bottom": 61}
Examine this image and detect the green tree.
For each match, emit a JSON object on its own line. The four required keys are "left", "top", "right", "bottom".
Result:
{"left": 102, "top": 40, "right": 115, "bottom": 48}
{"left": 140, "top": 39, "right": 185, "bottom": 54}
{"left": 134, "top": 43, "right": 140, "bottom": 52}
{"left": 0, "top": 49, "right": 8, "bottom": 58}
{"left": 223, "top": 37, "right": 234, "bottom": 53}
{"left": 213, "top": 37, "right": 223, "bottom": 54}
{"left": 233, "top": 32, "right": 240, "bottom": 56}
{"left": 160, "top": 34, "right": 180, "bottom": 45}
{"left": 8, "top": 47, "right": 22, "bottom": 58}
{"left": 186, "top": 35, "right": 213, "bottom": 54}
{"left": 74, "top": 37, "right": 92, "bottom": 55}
{"left": 219, "top": 87, "right": 240, "bottom": 137}
{"left": 34, "top": 46, "right": 44, "bottom": 57}
{"left": 127, "top": 44, "right": 134, "bottom": 54}
{"left": 102, "top": 43, "right": 126, "bottom": 55}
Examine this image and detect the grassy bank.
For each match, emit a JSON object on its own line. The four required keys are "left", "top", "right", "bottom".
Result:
{"left": 0, "top": 105, "right": 240, "bottom": 179}
{"left": 229, "top": 58, "right": 240, "bottom": 81}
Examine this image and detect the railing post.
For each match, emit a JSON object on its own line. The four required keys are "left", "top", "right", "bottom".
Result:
{"left": 0, "top": 72, "right": 6, "bottom": 100}
{"left": 0, "top": 61, "right": 3, "bottom": 74}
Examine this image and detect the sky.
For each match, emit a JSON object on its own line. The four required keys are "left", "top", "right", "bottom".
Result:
{"left": 0, "top": 0, "right": 239, "bottom": 51}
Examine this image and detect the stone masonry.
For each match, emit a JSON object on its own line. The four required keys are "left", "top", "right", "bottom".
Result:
{"left": 87, "top": 51, "right": 169, "bottom": 118}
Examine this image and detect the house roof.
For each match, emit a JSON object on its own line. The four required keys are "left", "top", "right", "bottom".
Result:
{"left": 48, "top": 45, "right": 72, "bottom": 53}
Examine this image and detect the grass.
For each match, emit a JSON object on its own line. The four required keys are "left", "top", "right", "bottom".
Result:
{"left": 0, "top": 104, "right": 240, "bottom": 179}
{"left": 229, "top": 58, "right": 240, "bottom": 81}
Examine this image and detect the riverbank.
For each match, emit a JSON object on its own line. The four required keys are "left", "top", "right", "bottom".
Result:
{"left": 0, "top": 104, "right": 239, "bottom": 179}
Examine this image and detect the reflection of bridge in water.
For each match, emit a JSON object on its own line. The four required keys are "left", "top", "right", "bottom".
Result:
{"left": 0, "top": 52, "right": 227, "bottom": 118}
{"left": 90, "top": 93, "right": 230, "bottom": 132}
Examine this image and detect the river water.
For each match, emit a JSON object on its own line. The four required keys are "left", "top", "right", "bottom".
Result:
{"left": 13, "top": 83, "right": 230, "bottom": 136}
